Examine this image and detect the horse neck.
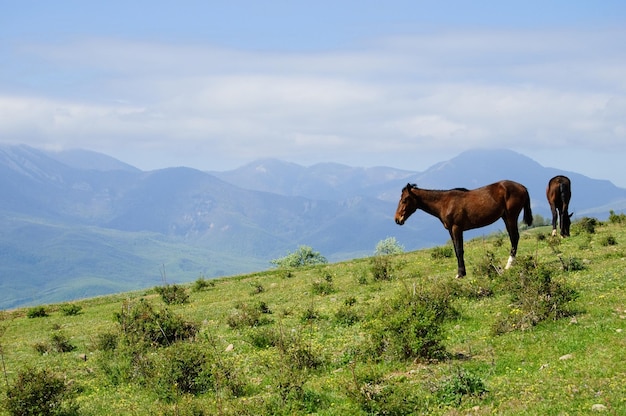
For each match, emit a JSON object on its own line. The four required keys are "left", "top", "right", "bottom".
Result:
{"left": 410, "top": 188, "right": 446, "bottom": 219}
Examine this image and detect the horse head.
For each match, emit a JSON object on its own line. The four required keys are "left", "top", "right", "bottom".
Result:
{"left": 395, "top": 183, "right": 418, "bottom": 225}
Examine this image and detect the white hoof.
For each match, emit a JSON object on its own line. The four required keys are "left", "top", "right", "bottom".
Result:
{"left": 551, "top": 229, "right": 557, "bottom": 237}
{"left": 505, "top": 256, "right": 515, "bottom": 269}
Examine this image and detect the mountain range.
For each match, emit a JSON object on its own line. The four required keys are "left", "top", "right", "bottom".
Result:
{"left": 2, "top": 144, "right": 625, "bottom": 309}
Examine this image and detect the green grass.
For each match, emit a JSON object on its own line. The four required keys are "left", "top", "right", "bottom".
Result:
{"left": 1, "top": 221, "right": 625, "bottom": 415}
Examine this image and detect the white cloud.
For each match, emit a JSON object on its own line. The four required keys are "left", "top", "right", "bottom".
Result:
{"left": 1, "top": 26, "right": 625, "bottom": 178}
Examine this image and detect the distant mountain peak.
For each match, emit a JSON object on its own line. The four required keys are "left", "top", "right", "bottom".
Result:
{"left": 44, "top": 148, "right": 140, "bottom": 172}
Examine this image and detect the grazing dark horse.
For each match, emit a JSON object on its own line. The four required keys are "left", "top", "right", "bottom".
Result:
{"left": 395, "top": 180, "right": 533, "bottom": 278}
{"left": 546, "top": 175, "right": 572, "bottom": 237}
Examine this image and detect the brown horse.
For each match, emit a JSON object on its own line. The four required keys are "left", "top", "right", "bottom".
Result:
{"left": 546, "top": 175, "right": 572, "bottom": 237}
{"left": 395, "top": 180, "right": 533, "bottom": 278}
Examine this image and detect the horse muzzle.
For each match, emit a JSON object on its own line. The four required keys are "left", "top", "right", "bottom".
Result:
{"left": 395, "top": 217, "right": 405, "bottom": 225}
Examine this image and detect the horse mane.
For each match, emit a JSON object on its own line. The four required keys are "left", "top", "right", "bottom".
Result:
{"left": 405, "top": 183, "right": 469, "bottom": 192}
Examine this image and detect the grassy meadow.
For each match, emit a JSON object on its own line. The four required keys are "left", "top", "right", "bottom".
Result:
{"left": 0, "top": 217, "right": 625, "bottom": 415}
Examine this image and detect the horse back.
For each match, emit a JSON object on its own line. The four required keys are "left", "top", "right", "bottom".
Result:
{"left": 440, "top": 180, "right": 529, "bottom": 229}
{"left": 547, "top": 175, "right": 571, "bottom": 208}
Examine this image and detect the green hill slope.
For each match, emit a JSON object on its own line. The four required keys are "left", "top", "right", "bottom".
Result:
{"left": 1, "top": 219, "right": 625, "bottom": 415}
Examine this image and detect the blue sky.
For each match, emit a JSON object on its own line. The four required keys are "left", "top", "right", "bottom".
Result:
{"left": 2, "top": 1, "right": 626, "bottom": 186}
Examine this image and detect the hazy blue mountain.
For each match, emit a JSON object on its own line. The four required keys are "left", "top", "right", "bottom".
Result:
{"left": 1, "top": 144, "right": 625, "bottom": 309}
{"left": 210, "top": 158, "right": 416, "bottom": 200}
{"left": 405, "top": 149, "right": 626, "bottom": 217}
{"left": 44, "top": 148, "right": 140, "bottom": 172}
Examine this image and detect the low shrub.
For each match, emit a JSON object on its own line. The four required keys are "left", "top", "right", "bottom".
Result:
{"left": 573, "top": 217, "right": 599, "bottom": 234}
{"left": 345, "top": 364, "right": 425, "bottom": 415}
{"left": 60, "top": 304, "right": 82, "bottom": 316}
{"left": 26, "top": 306, "right": 47, "bottom": 319}
{"left": 608, "top": 210, "right": 626, "bottom": 224}
{"left": 363, "top": 285, "right": 455, "bottom": 361}
{"left": 249, "top": 282, "right": 265, "bottom": 295}
{"left": 472, "top": 250, "right": 501, "bottom": 278}
{"left": 493, "top": 256, "right": 578, "bottom": 334}
{"left": 191, "top": 277, "right": 214, "bottom": 292}
{"left": 94, "top": 332, "right": 118, "bottom": 351}
{"left": 153, "top": 342, "right": 213, "bottom": 402}
{"left": 33, "top": 333, "right": 76, "bottom": 354}
{"left": 311, "top": 271, "right": 335, "bottom": 295}
{"left": 246, "top": 326, "right": 281, "bottom": 348}
{"left": 49, "top": 332, "right": 76, "bottom": 353}
{"left": 374, "top": 237, "right": 404, "bottom": 255}
{"left": 155, "top": 284, "right": 189, "bottom": 305}
{"left": 271, "top": 245, "right": 328, "bottom": 268}
{"left": 431, "top": 245, "right": 453, "bottom": 259}
{"left": 436, "top": 367, "right": 488, "bottom": 405}
{"left": 334, "top": 303, "right": 361, "bottom": 326}
{"left": 370, "top": 255, "right": 394, "bottom": 281}
{"left": 115, "top": 299, "right": 197, "bottom": 347}
{"left": 226, "top": 302, "right": 272, "bottom": 329}
{"left": 599, "top": 234, "right": 618, "bottom": 246}
{"left": 5, "top": 367, "right": 78, "bottom": 416}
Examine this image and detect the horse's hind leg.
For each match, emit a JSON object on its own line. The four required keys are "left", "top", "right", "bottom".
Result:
{"left": 550, "top": 205, "right": 558, "bottom": 237}
{"left": 503, "top": 216, "right": 520, "bottom": 269}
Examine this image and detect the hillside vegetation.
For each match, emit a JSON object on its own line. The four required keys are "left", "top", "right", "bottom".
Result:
{"left": 1, "top": 217, "right": 625, "bottom": 415}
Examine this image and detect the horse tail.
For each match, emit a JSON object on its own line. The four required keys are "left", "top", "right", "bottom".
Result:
{"left": 523, "top": 189, "right": 533, "bottom": 226}
{"left": 559, "top": 183, "right": 570, "bottom": 209}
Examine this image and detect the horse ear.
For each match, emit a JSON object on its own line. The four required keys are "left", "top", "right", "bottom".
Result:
{"left": 569, "top": 212, "right": 574, "bottom": 218}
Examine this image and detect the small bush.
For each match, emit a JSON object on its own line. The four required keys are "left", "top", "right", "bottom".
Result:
{"left": 493, "top": 256, "right": 578, "bottom": 334}
{"left": 257, "top": 301, "right": 272, "bottom": 314}
{"left": 246, "top": 326, "right": 281, "bottom": 348}
{"left": 492, "top": 233, "right": 505, "bottom": 247}
{"left": 97, "top": 342, "right": 152, "bottom": 386}
{"left": 191, "top": 277, "right": 214, "bottom": 292}
{"left": 153, "top": 342, "right": 213, "bottom": 402}
{"left": 155, "top": 284, "right": 189, "bottom": 305}
{"left": 573, "top": 217, "right": 598, "bottom": 234}
{"left": 311, "top": 273, "right": 335, "bottom": 295}
{"left": 431, "top": 245, "right": 453, "bottom": 259}
{"left": 115, "top": 299, "right": 197, "bottom": 347}
{"left": 370, "top": 255, "right": 394, "bottom": 281}
{"left": 345, "top": 365, "right": 425, "bottom": 415}
{"left": 249, "top": 282, "right": 265, "bottom": 295}
{"left": 33, "top": 342, "right": 48, "bottom": 355}
{"left": 599, "top": 234, "right": 618, "bottom": 246}
{"left": 472, "top": 250, "right": 501, "bottom": 278}
{"left": 226, "top": 302, "right": 272, "bottom": 329}
{"left": 300, "top": 306, "right": 321, "bottom": 323}
{"left": 334, "top": 304, "right": 361, "bottom": 326}
{"left": 5, "top": 367, "right": 78, "bottom": 416}
{"left": 608, "top": 210, "right": 626, "bottom": 224}
{"left": 437, "top": 367, "right": 488, "bottom": 405}
{"left": 26, "top": 306, "right": 47, "bottom": 319}
{"left": 60, "top": 304, "right": 82, "bottom": 316}
{"left": 271, "top": 245, "right": 328, "bottom": 268}
{"left": 276, "top": 327, "right": 324, "bottom": 371}
{"left": 94, "top": 332, "right": 118, "bottom": 351}
{"left": 33, "top": 333, "right": 76, "bottom": 354}
{"left": 559, "top": 256, "right": 586, "bottom": 272}
{"left": 49, "top": 333, "right": 76, "bottom": 353}
{"left": 374, "top": 237, "right": 404, "bottom": 255}
{"left": 363, "top": 286, "right": 455, "bottom": 361}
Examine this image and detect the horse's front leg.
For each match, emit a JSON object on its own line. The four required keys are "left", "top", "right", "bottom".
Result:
{"left": 449, "top": 227, "right": 466, "bottom": 278}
